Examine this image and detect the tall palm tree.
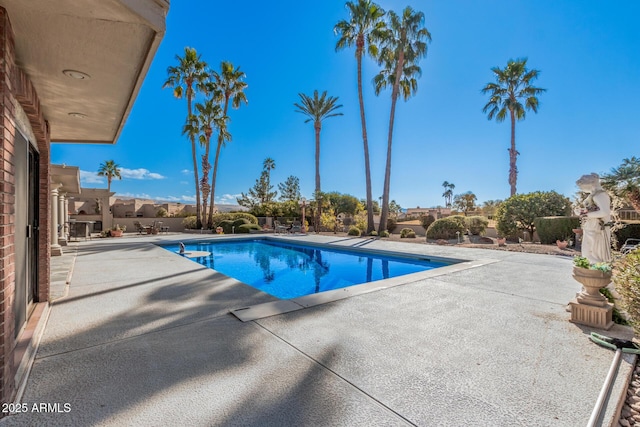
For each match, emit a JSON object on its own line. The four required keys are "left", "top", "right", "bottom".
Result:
{"left": 374, "top": 6, "right": 430, "bottom": 233}
{"left": 334, "top": 0, "right": 386, "bottom": 234}
{"left": 97, "top": 160, "right": 121, "bottom": 192}
{"left": 441, "top": 181, "right": 455, "bottom": 207}
{"left": 208, "top": 61, "right": 248, "bottom": 227}
{"left": 481, "top": 58, "right": 545, "bottom": 196}
{"left": 294, "top": 90, "right": 343, "bottom": 230}
{"left": 263, "top": 157, "right": 276, "bottom": 195}
{"left": 602, "top": 157, "right": 640, "bottom": 213}
{"left": 184, "top": 98, "right": 226, "bottom": 225}
{"left": 163, "top": 47, "right": 210, "bottom": 228}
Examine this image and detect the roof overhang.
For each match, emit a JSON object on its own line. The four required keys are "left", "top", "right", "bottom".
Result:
{"left": 51, "top": 164, "right": 81, "bottom": 194}
{"left": 1, "top": 0, "right": 169, "bottom": 144}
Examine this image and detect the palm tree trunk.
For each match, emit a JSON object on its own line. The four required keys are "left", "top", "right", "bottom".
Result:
{"left": 315, "top": 121, "right": 321, "bottom": 233}
{"left": 188, "top": 93, "right": 202, "bottom": 228}
{"left": 628, "top": 189, "right": 640, "bottom": 213}
{"left": 509, "top": 110, "right": 517, "bottom": 196}
{"left": 378, "top": 54, "right": 404, "bottom": 234}
{"left": 356, "top": 49, "right": 374, "bottom": 234}
{"left": 208, "top": 96, "right": 230, "bottom": 228}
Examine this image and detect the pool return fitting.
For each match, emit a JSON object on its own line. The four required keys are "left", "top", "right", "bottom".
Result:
{"left": 587, "top": 332, "right": 640, "bottom": 427}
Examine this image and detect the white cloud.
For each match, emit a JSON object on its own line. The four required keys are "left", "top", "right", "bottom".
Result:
{"left": 181, "top": 169, "right": 191, "bottom": 175}
{"left": 120, "top": 168, "right": 165, "bottom": 180}
{"left": 80, "top": 170, "right": 104, "bottom": 184}
{"left": 216, "top": 193, "right": 242, "bottom": 204}
{"left": 179, "top": 181, "right": 189, "bottom": 185}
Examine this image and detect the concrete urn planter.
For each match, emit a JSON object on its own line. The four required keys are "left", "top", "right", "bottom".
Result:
{"left": 110, "top": 229, "right": 123, "bottom": 237}
{"left": 572, "top": 266, "right": 611, "bottom": 307}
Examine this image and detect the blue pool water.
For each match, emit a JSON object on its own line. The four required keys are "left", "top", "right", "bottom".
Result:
{"left": 162, "top": 239, "right": 449, "bottom": 299}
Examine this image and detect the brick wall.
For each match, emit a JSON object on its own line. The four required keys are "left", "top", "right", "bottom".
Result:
{"left": 0, "top": 7, "right": 50, "bottom": 404}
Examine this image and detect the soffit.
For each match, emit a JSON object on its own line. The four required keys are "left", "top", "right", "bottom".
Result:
{"left": 0, "top": 0, "right": 168, "bottom": 144}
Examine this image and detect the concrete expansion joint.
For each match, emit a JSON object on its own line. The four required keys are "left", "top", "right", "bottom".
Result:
{"left": 252, "top": 321, "right": 417, "bottom": 426}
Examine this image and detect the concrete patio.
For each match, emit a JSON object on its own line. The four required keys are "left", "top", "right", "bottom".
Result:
{"left": 1, "top": 234, "right": 635, "bottom": 426}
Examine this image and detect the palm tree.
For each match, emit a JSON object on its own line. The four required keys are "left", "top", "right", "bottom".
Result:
{"left": 184, "top": 98, "right": 226, "bottom": 225}
{"left": 441, "top": 181, "right": 455, "bottom": 207}
{"left": 374, "top": 6, "right": 431, "bottom": 233}
{"left": 97, "top": 160, "right": 121, "bottom": 192}
{"left": 481, "top": 58, "right": 545, "bottom": 196}
{"left": 163, "top": 47, "right": 210, "bottom": 228}
{"left": 294, "top": 90, "right": 343, "bottom": 230}
{"left": 602, "top": 157, "right": 640, "bottom": 212}
{"left": 263, "top": 157, "right": 276, "bottom": 194}
{"left": 208, "top": 61, "right": 248, "bottom": 227}
{"left": 334, "top": 0, "right": 386, "bottom": 234}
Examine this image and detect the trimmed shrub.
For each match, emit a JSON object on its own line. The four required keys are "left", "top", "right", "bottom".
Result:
{"left": 466, "top": 216, "right": 489, "bottom": 235}
{"left": 348, "top": 226, "right": 361, "bottom": 236}
{"left": 211, "top": 212, "right": 258, "bottom": 226}
{"left": 379, "top": 230, "right": 390, "bottom": 238}
{"left": 369, "top": 230, "right": 378, "bottom": 236}
{"left": 182, "top": 216, "right": 197, "bottom": 229}
{"left": 218, "top": 220, "right": 235, "bottom": 234}
{"left": 400, "top": 228, "right": 416, "bottom": 238}
{"left": 237, "top": 223, "right": 262, "bottom": 233}
{"left": 614, "top": 248, "right": 640, "bottom": 335}
{"left": 232, "top": 218, "right": 250, "bottom": 228}
{"left": 420, "top": 214, "right": 436, "bottom": 230}
{"left": 534, "top": 216, "right": 581, "bottom": 244}
{"left": 386, "top": 218, "right": 397, "bottom": 233}
{"left": 426, "top": 217, "right": 466, "bottom": 240}
{"left": 615, "top": 223, "right": 640, "bottom": 250}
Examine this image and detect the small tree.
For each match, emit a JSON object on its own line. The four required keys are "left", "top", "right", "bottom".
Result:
{"left": 453, "top": 192, "right": 477, "bottom": 216}
{"left": 278, "top": 176, "right": 301, "bottom": 202}
{"left": 495, "top": 191, "right": 571, "bottom": 239}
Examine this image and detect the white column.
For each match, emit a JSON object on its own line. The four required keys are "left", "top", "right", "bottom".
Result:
{"left": 58, "top": 192, "right": 67, "bottom": 246}
{"left": 63, "top": 197, "right": 70, "bottom": 239}
{"left": 51, "top": 184, "right": 63, "bottom": 256}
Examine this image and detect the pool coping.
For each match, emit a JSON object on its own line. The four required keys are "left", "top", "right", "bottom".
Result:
{"left": 195, "top": 235, "right": 502, "bottom": 322}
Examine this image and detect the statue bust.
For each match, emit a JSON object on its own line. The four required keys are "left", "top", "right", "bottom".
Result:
{"left": 575, "top": 173, "right": 611, "bottom": 263}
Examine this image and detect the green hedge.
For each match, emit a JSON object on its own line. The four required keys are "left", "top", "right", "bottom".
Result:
{"left": 400, "top": 228, "right": 416, "bottom": 238}
{"left": 466, "top": 216, "right": 489, "bottom": 235}
{"left": 426, "top": 217, "right": 466, "bottom": 240}
{"left": 211, "top": 212, "right": 258, "bottom": 226}
{"left": 348, "top": 226, "right": 361, "bottom": 236}
{"left": 236, "top": 223, "right": 262, "bottom": 233}
{"left": 534, "top": 216, "right": 581, "bottom": 244}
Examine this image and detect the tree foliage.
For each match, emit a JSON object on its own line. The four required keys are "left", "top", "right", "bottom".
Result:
{"left": 453, "top": 192, "right": 477, "bottom": 216}
{"left": 278, "top": 176, "right": 301, "bottom": 202}
{"left": 602, "top": 157, "right": 640, "bottom": 213}
{"left": 495, "top": 191, "right": 571, "bottom": 239}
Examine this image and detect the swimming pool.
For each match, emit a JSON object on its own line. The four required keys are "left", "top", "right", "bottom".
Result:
{"left": 162, "top": 239, "right": 450, "bottom": 299}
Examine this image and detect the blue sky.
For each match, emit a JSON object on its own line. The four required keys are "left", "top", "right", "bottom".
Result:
{"left": 51, "top": 1, "right": 640, "bottom": 209}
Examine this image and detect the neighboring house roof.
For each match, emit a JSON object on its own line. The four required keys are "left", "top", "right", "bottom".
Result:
{"left": 1, "top": 0, "right": 168, "bottom": 144}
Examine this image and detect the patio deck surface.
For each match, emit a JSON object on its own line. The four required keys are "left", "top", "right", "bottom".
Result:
{"left": 0, "top": 233, "right": 635, "bottom": 426}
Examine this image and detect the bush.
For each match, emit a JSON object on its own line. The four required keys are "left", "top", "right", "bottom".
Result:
{"left": 495, "top": 191, "right": 571, "bottom": 239}
{"left": 534, "top": 216, "right": 581, "bottom": 244}
{"left": 466, "top": 216, "right": 489, "bottom": 235}
{"left": 386, "top": 218, "right": 397, "bottom": 233}
{"left": 348, "top": 226, "right": 361, "bottom": 236}
{"left": 236, "top": 223, "right": 262, "bottom": 233}
{"left": 211, "top": 212, "right": 258, "bottom": 226}
{"left": 400, "top": 228, "right": 416, "bottom": 238}
{"left": 615, "top": 223, "right": 640, "bottom": 250}
{"left": 614, "top": 248, "right": 640, "bottom": 335}
{"left": 182, "top": 216, "right": 197, "bottom": 229}
{"left": 369, "top": 230, "right": 378, "bottom": 236}
{"left": 426, "top": 217, "right": 466, "bottom": 240}
{"left": 156, "top": 208, "right": 167, "bottom": 218}
{"left": 218, "top": 220, "right": 235, "bottom": 234}
{"left": 420, "top": 214, "right": 436, "bottom": 230}
{"left": 379, "top": 230, "right": 390, "bottom": 238}
{"left": 232, "top": 218, "right": 250, "bottom": 228}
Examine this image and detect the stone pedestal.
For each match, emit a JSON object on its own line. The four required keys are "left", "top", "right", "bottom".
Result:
{"left": 569, "top": 300, "right": 614, "bottom": 330}
{"left": 569, "top": 267, "right": 614, "bottom": 329}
